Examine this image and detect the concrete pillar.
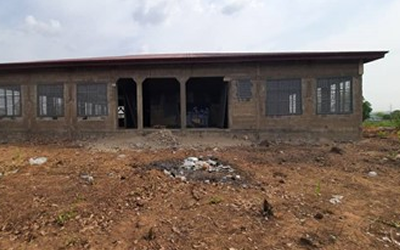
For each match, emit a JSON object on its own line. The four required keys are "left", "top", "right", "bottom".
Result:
{"left": 178, "top": 77, "right": 188, "bottom": 129}
{"left": 136, "top": 79, "right": 144, "bottom": 130}
{"left": 252, "top": 79, "right": 262, "bottom": 130}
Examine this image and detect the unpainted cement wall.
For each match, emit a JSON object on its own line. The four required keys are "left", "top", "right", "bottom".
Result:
{"left": 0, "top": 60, "right": 363, "bottom": 141}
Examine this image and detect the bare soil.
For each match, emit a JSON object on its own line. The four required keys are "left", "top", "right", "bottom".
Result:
{"left": 1, "top": 130, "right": 400, "bottom": 249}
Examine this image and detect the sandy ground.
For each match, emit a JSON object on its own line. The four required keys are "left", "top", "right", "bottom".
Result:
{"left": 1, "top": 130, "right": 400, "bottom": 249}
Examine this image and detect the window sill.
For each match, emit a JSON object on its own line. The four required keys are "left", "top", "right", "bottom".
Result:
{"left": 0, "top": 117, "right": 22, "bottom": 121}
{"left": 36, "top": 117, "right": 65, "bottom": 121}
{"left": 78, "top": 116, "right": 107, "bottom": 121}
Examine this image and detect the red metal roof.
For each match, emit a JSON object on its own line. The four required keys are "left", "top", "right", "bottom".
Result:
{"left": 0, "top": 51, "right": 388, "bottom": 71}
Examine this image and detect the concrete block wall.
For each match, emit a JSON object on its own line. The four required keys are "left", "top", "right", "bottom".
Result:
{"left": 0, "top": 60, "right": 364, "bottom": 141}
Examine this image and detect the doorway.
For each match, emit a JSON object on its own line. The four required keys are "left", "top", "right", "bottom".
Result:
{"left": 117, "top": 78, "right": 137, "bottom": 129}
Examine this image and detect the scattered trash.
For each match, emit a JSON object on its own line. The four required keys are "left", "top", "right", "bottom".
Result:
{"left": 368, "top": 171, "right": 378, "bottom": 177}
{"left": 152, "top": 156, "right": 242, "bottom": 184}
{"left": 29, "top": 157, "right": 48, "bottom": 165}
{"left": 329, "top": 195, "right": 343, "bottom": 204}
{"left": 299, "top": 234, "right": 318, "bottom": 248}
{"left": 80, "top": 174, "right": 94, "bottom": 185}
{"left": 9, "top": 169, "right": 19, "bottom": 174}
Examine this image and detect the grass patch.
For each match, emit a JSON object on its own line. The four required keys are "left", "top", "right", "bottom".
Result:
{"left": 209, "top": 196, "right": 223, "bottom": 204}
{"left": 363, "top": 120, "right": 397, "bottom": 128}
{"left": 56, "top": 210, "right": 77, "bottom": 226}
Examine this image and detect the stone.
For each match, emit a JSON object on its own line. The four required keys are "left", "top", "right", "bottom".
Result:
{"left": 29, "top": 157, "right": 48, "bottom": 165}
{"left": 80, "top": 174, "right": 94, "bottom": 184}
{"left": 329, "top": 195, "right": 343, "bottom": 204}
{"left": 314, "top": 212, "right": 324, "bottom": 220}
{"left": 117, "top": 154, "right": 126, "bottom": 159}
{"left": 368, "top": 171, "right": 378, "bottom": 177}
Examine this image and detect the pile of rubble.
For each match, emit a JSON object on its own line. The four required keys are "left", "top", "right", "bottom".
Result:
{"left": 145, "top": 129, "right": 180, "bottom": 147}
{"left": 150, "top": 156, "right": 243, "bottom": 184}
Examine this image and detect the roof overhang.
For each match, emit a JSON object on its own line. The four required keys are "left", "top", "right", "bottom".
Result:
{"left": 0, "top": 51, "right": 388, "bottom": 71}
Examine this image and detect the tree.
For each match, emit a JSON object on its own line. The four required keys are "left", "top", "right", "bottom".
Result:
{"left": 391, "top": 110, "right": 400, "bottom": 120}
{"left": 362, "top": 100, "right": 372, "bottom": 121}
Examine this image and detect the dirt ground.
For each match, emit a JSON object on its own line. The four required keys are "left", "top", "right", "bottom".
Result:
{"left": 1, "top": 130, "right": 400, "bottom": 250}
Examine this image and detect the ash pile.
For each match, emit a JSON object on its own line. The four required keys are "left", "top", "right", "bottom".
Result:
{"left": 150, "top": 156, "right": 244, "bottom": 184}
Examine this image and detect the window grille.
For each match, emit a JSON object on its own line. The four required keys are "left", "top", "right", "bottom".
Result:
{"left": 77, "top": 83, "right": 108, "bottom": 117}
{"left": 37, "top": 84, "right": 64, "bottom": 117}
{"left": 316, "top": 77, "right": 352, "bottom": 114}
{"left": 236, "top": 79, "right": 253, "bottom": 101}
{"left": 266, "top": 79, "right": 302, "bottom": 116}
{"left": 0, "top": 85, "right": 21, "bottom": 117}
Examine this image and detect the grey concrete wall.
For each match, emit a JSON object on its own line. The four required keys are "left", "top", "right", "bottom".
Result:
{"left": 0, "top": 60, "right": 364, "bottom": 141}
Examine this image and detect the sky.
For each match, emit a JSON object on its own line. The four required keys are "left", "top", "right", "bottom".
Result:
{"left": 0, "top": 0, "right": 399, "bottom": 111}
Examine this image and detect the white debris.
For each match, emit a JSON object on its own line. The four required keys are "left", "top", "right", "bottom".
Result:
{"left": 117, "top": 154, "right": 127, "bottom": 159}
{"left": 368, "top": 171, "right": 378, "bottom": 177}
{"left": 163, "top": 169, "right": 173, "bottom": 178}
{"left": 80, "top": 174, "right": 94, "bottom": 185}
{"left": 182, "top": 158, "right": 196, "bottom": 169}
{"left": 29, "top": 157, "right": 48, "bottom": 165}
{"left": 329, "top": 195, "right": 343, "bottom": 204}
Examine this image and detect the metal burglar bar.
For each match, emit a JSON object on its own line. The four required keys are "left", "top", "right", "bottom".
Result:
{"left": 77, "top": 83, "right": 108, "bottom": 117}
{"left": 316, "top": 77, "right": 352, "bottom": 114}
{"left": 266, "top": 79, "right": 302, "bottom": 116}
{"left": 37, "top": 84, "right": 64, "bottom": 117}
{"left": 236, "top": 79, "right": 253, "bottom": 101}
{"left": 0, "top": 85, "right": 21, "bottom": 117}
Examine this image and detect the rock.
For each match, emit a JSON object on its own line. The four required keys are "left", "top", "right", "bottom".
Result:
{"left": 314, "top": 212, "right": 324, "bottom": 220}
{"left": 29, "top": 157, "right": 48, "bottom": 165}
{"left": 259, "top": 140, "right": 270, "bottom": 147}
{"left": 329, "top": 195, "right": 343, "bottom": 204}
{"left": 262, "top": 199, "right": 274, "bottom": 218}
{"left": 117, "top": 154, "right": 126, "bottom": 159}
{"left": 330, "top": 146, "right": 344, "bottom": 155}
{"left": 368, "top": 171, "right": 378, "bottom": 177}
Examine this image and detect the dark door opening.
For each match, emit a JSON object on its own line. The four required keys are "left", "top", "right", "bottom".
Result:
{"left": 117, "top": 78, "right": 137, "bottom": 129}
{"left": 186, "top": 77, "right": 228, "bottom": 129}
{"left": 143, "top": 78, "right": 180, "bottom": 128}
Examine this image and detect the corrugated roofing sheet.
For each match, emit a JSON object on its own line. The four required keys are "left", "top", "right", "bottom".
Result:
{"left": 0, "top": 51, "right": 388, "bottom": 71}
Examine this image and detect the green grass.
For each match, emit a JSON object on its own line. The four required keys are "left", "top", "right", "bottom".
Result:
{"left": 363, "top": 120, "right": 397, "bottom": 128}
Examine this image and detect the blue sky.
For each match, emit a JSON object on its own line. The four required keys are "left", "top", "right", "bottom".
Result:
{"left": 0, "top": 0, "right": 398, "bottom": 111}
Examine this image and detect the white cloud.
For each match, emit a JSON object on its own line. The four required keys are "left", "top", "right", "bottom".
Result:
{"left": 24, "top": 15, "right": 61, "bottom": 36}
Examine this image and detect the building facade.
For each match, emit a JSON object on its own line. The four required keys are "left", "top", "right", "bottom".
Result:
{"left": 0, "top": 51, "right": 387, "bottom": 140}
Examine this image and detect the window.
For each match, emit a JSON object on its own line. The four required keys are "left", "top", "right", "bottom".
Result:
{"left": 317, "top": 77, "right": 352, "bottom": 114}
{"left": 77, "top": 83, "right": 108, "bottom": 117}
{"left": 266, "top": 79, "right": 302, "bottom": 116}
{"left": 0, "top": 85, "right": 21, "bottom": 117}
{"left": 37, "top": 84, "right": 64, "bottom": 117}
{"left": 236, "top": 79, "right": 253, "bottom": 101}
